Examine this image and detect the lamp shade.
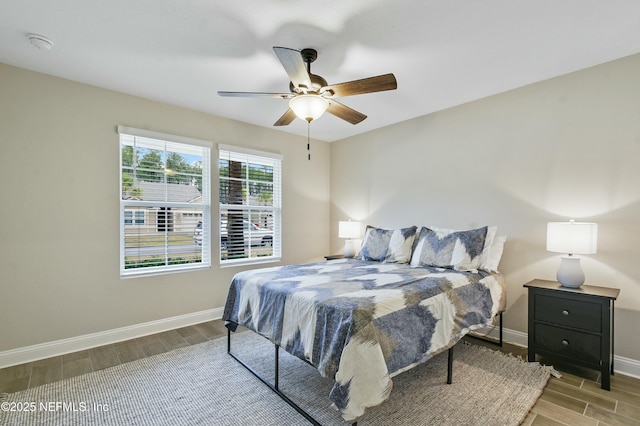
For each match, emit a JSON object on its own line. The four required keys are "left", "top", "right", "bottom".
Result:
{"left": 338, "top": 221, "right": 361, "bottom": 239}
{"left": 546, "top": 221, "right": 598, "bottom": 255}
{"left": 289, "top": 95, "right": 329, "bottom": 122}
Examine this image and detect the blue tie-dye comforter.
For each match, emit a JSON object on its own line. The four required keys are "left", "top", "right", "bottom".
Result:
{"left": 223, "top": 258, "right": 506, "bottom": 422}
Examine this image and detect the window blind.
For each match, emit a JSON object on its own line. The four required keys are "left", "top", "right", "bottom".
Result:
{"left": 219, "top": 146, "right": 282, "bottom": 266}
{"left": 119, "top": 127, "right": 211, "bottom": 277}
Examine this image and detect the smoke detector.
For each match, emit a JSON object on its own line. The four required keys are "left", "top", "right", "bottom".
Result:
{"left": 27, "top": 34, "right": 54, "bottom": 51}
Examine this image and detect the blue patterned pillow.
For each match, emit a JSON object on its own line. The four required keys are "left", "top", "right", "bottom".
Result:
{"left": 410, "top": 226, "right": 488, "bottom": 271}
{"left": 357, "top": 225, "right": 418, "bottom": 263}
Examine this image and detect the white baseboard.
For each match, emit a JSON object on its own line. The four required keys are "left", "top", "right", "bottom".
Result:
{"left": 0, "top": 308, "right": 223, "bottom": 369}
{"left": 472, "top": 325, "right": 640, "bottom": 379}
{"left": 470, "top": 324, "right": 529, "bottom": 348}
{"left": 614, "top": 355, "right": 640, "bottom": 379}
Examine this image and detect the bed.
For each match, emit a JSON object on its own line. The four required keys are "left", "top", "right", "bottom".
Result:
{"left": 222, "top": 225, "right": 507, "bottom": 423}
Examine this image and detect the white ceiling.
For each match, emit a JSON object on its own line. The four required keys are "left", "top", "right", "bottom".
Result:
{"left": 2, "top": 1, "right": 640, "bottom": 142}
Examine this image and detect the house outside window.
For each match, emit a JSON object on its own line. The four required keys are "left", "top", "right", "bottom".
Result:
{"left": 219, "top": 145, "right": 281, "bottom": 266}
{"left": 119, "top": 126, "right": 211, "bottom": 277}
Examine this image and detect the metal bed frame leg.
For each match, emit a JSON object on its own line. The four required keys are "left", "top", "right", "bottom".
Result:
{"left": 499, "top": 311, "right": 503, "bottom": 347}
{"left": 447, "top": 346, "right": 454, "bottom": 384}
{"left": 275, "top": 344, "right": 279, "bottom": 390}
{"left": 227, "top": 328, "right": 328, "bottom": 425}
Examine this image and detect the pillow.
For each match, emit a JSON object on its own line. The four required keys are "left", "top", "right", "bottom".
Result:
{"left": 357, "top": 225, "right": 417, "bottom": 263}
{"left": 479, "top": 225, "right": 497, "bottom": 267}
{"left": 479, "top": 235, "right": 506, "bottom": 272}
{"left": 410, "top": 226, "right": 488, "bottom": 271}
{"left": 430, "top": 226, "right": 500, "bottom": 272}
{"left": 432, "top": 225, "right": 497, "bottom": 270}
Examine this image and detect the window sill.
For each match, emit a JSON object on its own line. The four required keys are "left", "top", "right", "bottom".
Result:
{"left": 120, "top": 263, "right": 211, "bottom": 279}
{"left": 220, "top": 257, "right": 282, "bottom": 268}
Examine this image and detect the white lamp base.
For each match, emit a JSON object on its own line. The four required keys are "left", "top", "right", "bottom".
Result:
{"left": 343, "top": 240, "right": 357, "bottom": 258}
{"left": 557, "top": 255, "right": 585, "bottom": 288}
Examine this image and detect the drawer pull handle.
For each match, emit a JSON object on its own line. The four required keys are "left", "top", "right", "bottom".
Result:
{"left": 562, "top": 340, "right": 569, "bottom": 346}
{"left": 562, "top": 310, "right": 570, "bottom": 316}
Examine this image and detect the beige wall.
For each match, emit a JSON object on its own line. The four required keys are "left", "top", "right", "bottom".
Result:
{"left": 330, "top": 53, "right": 640, "bottom": 361}
{"left": 2, "top": 52, "right": 639, "bottom": 363}
{"left": 0, "top": 64, "right": 330, "bottom": 352}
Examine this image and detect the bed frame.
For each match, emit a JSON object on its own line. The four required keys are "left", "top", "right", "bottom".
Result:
{"left": 468, "top": 311, "right": 504, "bottom": 347}
{"left": 228, "top": 326, "right": 456, "bottom": 425}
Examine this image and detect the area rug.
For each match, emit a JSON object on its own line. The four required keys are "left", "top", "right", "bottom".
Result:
{"left": 0, "top": 332, "right": 551, "bottom": 425}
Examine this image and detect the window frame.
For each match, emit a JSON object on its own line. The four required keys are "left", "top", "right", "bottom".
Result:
{"left": 119, "top": 126, "right": 211, "bottom": 278}
{"left": 218, "top": 144, "right": 282, "bottom": 267}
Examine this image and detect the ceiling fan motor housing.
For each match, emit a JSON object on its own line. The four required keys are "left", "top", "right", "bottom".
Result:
{"left": 290, "top": 73, "right": 327, "bottom": 93}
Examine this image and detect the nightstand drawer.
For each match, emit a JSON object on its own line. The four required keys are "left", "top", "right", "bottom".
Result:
{"left": 534, "top": 323, "right": 601, "bottom": 364}
{"left": 534, "top": 294, "right": 601, "bottom": 332}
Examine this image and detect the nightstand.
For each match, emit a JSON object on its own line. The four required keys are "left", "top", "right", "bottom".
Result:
{"left": 324, "top": 254, "right": 345, "bottom": 260}
{"left": 524, "top": 279, "right": 619, "bottom": 390}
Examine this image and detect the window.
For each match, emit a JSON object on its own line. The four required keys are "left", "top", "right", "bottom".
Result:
{"left": 124, "top": 210, "right": 145, "bottom": 225}
{"left": 219, "top": 145, "right": 281, "bottom": 266}
{"left": 119, "top": 126, "right": 211, "bottom": 277}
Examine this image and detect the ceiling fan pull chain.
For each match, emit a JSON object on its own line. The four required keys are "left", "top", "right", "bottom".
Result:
{"left": 307, "top": 121, "right": 311, "bottom": 161}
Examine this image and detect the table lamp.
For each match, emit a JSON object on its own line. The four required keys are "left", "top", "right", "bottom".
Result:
{"left": 546, "top": 220, "right": 598, "bottom": 288}
{"left": 338, "top": 221, "right": 361, "bottom": 258}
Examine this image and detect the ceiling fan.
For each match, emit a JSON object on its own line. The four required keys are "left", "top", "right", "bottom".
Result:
{"left": 218, "top": 47, "right": 397, "bottom": 126}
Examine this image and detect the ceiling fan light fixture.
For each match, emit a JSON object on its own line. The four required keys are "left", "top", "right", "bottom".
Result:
{"left": 289, "top": 94, "right": 329, "bottom": 122}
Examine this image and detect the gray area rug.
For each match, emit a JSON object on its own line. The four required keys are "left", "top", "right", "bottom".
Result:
{"left": 1, "top": 332, "right": 550, "bottom": 425}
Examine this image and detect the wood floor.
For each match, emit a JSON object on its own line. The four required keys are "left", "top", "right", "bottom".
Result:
{"left": 466, "top": 334, "right": 640, "bottom": 426}
{"left": 1, "top": 320, "right": 639, "bottom": 425}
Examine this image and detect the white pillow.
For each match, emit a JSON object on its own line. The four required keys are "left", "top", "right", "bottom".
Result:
{"left": 479, "top": 226, "right": 497, "bottom": 267}
{"left": 479, "top": 235, "right": 506, "bottom": 272}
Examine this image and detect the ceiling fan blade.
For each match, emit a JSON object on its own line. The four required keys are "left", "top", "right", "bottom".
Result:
{"left": 327, "top": 100, "right": 367, "bottom": 125}
{"left": 322, "top": 73, "right": 397, "bottom": 98}
{"left": 273, "top": 109, "right": 297, "bottom": 126}
{"left": 273, "top": 46, "right": 311, "bottom": 91}
{"left": 218, "top": 91, "right": 293, "bottom": 99}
